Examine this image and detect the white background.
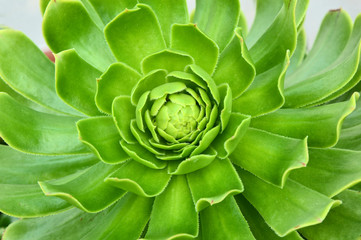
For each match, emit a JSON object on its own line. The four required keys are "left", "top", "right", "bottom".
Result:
{"left": 0, "top": 0, "right": 360, "bottom": 50}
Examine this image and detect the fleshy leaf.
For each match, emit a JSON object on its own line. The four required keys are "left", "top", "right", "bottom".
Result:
{"left": 212, "top": 113, "right": 251, "bottom": 159}
{"left": 290, "top": 148, "right": 361, "bottom": 197}
{"left": 240, "top": 169, "right": 341, "bottom": 236}
{"left": 193, "top": 0, "right": 240, "bottom": 51}
{"left": 39, "top": 162, "right": 125, "bottom": 213}
{"left": 43, "top": 0, "right": 116, "bottom": 71}
{"left": 139, "top": 0, "right": 189, "bottom": 46}
{"left": 335, "top": 123, "right": 361, "bottom": 151}
{"left": 171, "top": 24, "right": 219, "bottom": 74}
{"left": 40, "top": 0, "right": 51, "bottom": 15}
{"left": 187, "top": 158, "right": 243, "bottom": 212}
{"left": 146, "top": 175, "right": 198, "bottom": 239}
{"left": 104, "top": 4, "right": 166, "bottom": 72}
{"left": 0, "top": 93, "right": 89, "bottom": 155}
{"left": 231, "top": 128, "right": 308, "bottom": 187}
{"left": 251, "top": 92, "right": 359, "bottom": 148}
{"left": 200, "top": 196, "right": 255, "bottom": 240}
{"left": 105, "top": 160, "right": 171, "bottom": 197}
{"left": 213, "top": 28, "right": 256, "bottom": 99}
{"left": 3, "top": 193, "right": 152, "bottom": 240}
{"left": 55, "top": 49, "right": 102, "bottom": 116}
{"left": 0, "top": 29, "right": 80, "bottom": 116}
{"left": 112, "top": 96, "right": 136, "bottom": 143}
{"left": 77, "top": 116, "right": 129, "bottom": 164}
{"left": 217, "top": 84, "right": 232, "bottom": 132}
{"left": 287, "top": 28, "right": 306, "bottom": 75}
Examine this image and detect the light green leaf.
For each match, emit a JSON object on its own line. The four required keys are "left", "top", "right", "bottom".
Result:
{"left": 3, "top": 193, "right": 152, "bottom": 240}
{"left": 251, "top": 92, "right": 359, "bottom": 148}
{"left": 139, "top": 0, "right": 188, "bottom": 46}
{"left": 187, "top": 158, "right": 243, "bottom": 212}
{"left": 105, "top": 4, "right": 166, "bottom": 72}
{"left": 0, "top": 93, "right": 89, "bottom": 155}
{"left": 240, "top": 169, "right": 341, "bottom": 237}
{"left": 231, "top": 128, "right": 308, "bottom": 187}
{"left": 112, "top": 95, "right": 136, "bottom": 143}
{"left": 300, "top": 190, "right": 361, "bottom": 240}
{"left": 43, "top": 0, "right": 116, "bottom": 71}
{"left": 40, "top": 0, "right": 51, "bottom": 15}
{"left": 141, "top": 49, "right": 194, "bottom": 75}
{"left": 212, "top": 113, "right": 251, "bottom": 159}
{"left": 287, "top": 28, "right": 306, "bottom": 75}
{"left": 105, "top": 160, "right": 171, "bottom": 197}
{"left": 171, "top": 24, "right": 219, "bottom": 74}
{"left": 191, "top": 125, "right": 220, "bottom": 157}
{"left": 290, "top": 148, "right": 361, "bottom": 197}
{"left": 193, "top": 0, "right": 240, "bottom": 51}
{"left": 335, "top": 123, "right": 361, "bottom": 151}
{"left": 213, "top": 28, "right": 255, "bottom": 99}
{"left": 0, "top": 29, "right": 80, "bottom": 116}
{"left": 233, "top": 51, "right": 289, "bottom": 117}
{"left": 200, "top": 196, "right": 255, "bottom": 240}
{"left": 146, "top": 175, "right": 198, "bottom": 239}
{"left": 217, "top": 84, "right": 233, "bottom": 132}
{"left": 56, "top": 49, "right": 102, "bottom": 116}
{"left": 39, "top": 162, "right": 125, "bottom": 213}
{"left": 249, "top": 0, "right": 297, "bottom": 74}
{"left": 77, "top": 116, "right": 129, "bottom": 164}
{"left": 95, "top": 62, "right": 141, "bottom": 114}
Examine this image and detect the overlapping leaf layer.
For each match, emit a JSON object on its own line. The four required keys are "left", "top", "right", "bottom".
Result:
{"left": 0, "top": 0, "right": 361, "bottom": 239}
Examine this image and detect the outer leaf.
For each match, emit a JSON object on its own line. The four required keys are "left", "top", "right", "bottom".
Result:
{"left": 40, "top": 0, "right": 51, "bottom": 15}
{"left": 146, "top": 175, "right": 198, "bottom": 239}
{"left": 0, "top": 29, "right": 79, "bottom": 115}
{"left": 3, "top": 193, "right": 153, "bottom": 240}
{"left": 193, "top": 0, "right": 240, "bottom": 51}
{"left": 96, "top": 62, "right": 141, "bottom": 114}
{"left": 240, "top": 169, "right": 341, "bottom": 237}
{"left": 0, "top": 93, "right": 89, "bottom": 155}
{"left": 77, "top": 117, "right": 129, "bottom": 164}
{"left": 43, "top": 0, "right": 115, "bottom": 71}
{"left": 200, "top": 196, "right": 255, "bottom": 240}
{"left": 335, "top": 124, "right": 361, "bottom": 151}
{"left": 171, "top": 24, "right": 219, "bottom": 74}
{"left": 250, "top": 92, "right": 359, "bottom": 148}
{"left": 187, "top": 158, "right": 243, "bottom": 212}
{"left": 290, "top": 148, "right": 361, "bottom": 197}
{"left": 39, "top": 162, "right": 125, "bottom": 213}
{"left": 55, "top": 49, "right": 102, "bottom": 116}
{"left": 105, "top": 4, "right": 166, "bottom": 72}
{"left": 112, "top": 96, "right": 136, "bottom": 143}
{"left": 287, "top": 28, "right": 306, "bottom": 75}
{"left": 139, "top": 0, "right": 189, "bottom": 46}
{"left": 105, "top": 160, "right": 171, "bottom": 197}
{"left": 213, "top": 28, "right": 256, "bottom": 99}
{"left": 231, "top": 128, "right": 308, "bottom": 187}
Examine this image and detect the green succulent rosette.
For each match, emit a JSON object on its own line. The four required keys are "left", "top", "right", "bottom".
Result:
{"left": 0, "top": 0, "right": 361, "bottom": 239}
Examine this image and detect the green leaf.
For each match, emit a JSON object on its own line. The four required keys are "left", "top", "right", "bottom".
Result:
{"left": 290, "top": 148, "right": 361, "bottom": 197}
{"left": 251, "top": 92, "right": 359, "bottom": 148}
{"left": 240, "top": 169, "right": 341, "bottom": 236}
{"left": 236, "top": 194, "right": 303, "bottom": 240}
{"left": 104, "top": 4, "right": 166, "bottom": 72}
{"left": 335, "top": 123, "right": 361, "bottom": 151}
{"left": 212, "top": 113, "right": 251, "bottom": 159}
{"left": 146, "top": 175, "right": 198, "bottom": 239}
{"left": 287, "top": 28, "right": 306, "bottom": 75}
{"left": 187, "top": 158, "right": 243, "bottom": 212}
{"left": 95, "top": 62, "right": 141, "bottom": 114}
{"left": 105, "top": 160, "right": 171, "bottom": 197}
{"left": 43, "top": 0, "right": 115, "bottom": 71}
{"left": 130, "top": 120, "right": 164, "bottom": 155}
{"left": 193, "top": 0, "right": 240, "bottom": 51}
{"left": 40, "top": 0, "right": 51, "bottom": 15}
{"left": 3, "top": 193, "right": 153, "bottom": 240}
{"left": 217, "top": 84, "right": 233, "bottom": 132}
{"left": 233, "top": 51, "right": 289, "bottom": 117}
{"left": 0, "top": 93, "right": 89, "bottom": 155}
{"left": 139, "top": 0, "right": 189, "bottom": 46}
{"left": 231, "top": 128, "right": 308, "bottom": 187}
{"left": 249, "top": 0, "right": 297, "bottom": 74}
{"left": 77, "top": 117, "right": 129, "bottom": 164}
{"left": 39, "top": 162, "right": 125, "bottom": 213}
{"left": 191, "top": 125, "right": 220, "bottom": 156}
{"left": 141, "top": 49, "right": 194, "bottom": 75}
{"left": 300, "top": 190, "right": 361, "bottom": 240}
{"left": 200, "top": 196, "right": 255, "bottom": 240}
{"left": 0, "top": 29, "right": 80, "bottom": 116}
{"left": 171, "top": 24, "right": 219, "bottom": 74}
{"left": 112, "top": 96, "right": 136, "bottom": 143}
{"left": 55, "top": 49, "right": 102, "bottom": 116}
{"left": 213, "top": 28, "right": 255, "bottom": 99}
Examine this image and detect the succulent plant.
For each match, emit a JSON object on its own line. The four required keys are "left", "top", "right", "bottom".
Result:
{"left": 0, "top": 0, "right": 361, "bottom": 239}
